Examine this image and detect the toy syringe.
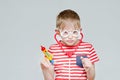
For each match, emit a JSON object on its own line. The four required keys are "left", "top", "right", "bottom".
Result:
{"left": 40, "top": 46, "right": 54, "bottom": 65}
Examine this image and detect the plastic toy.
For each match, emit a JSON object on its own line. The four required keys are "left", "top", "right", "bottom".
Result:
{"left": 40, "top": 46, "right": 54, "bottom": 65}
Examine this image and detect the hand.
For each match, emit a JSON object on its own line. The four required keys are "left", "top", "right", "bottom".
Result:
{"left": 81, "top": 56, "right": 94, "bottom": 72}
{"left": 81, "top": 57, "right": 95, "bottom": 80}
{"left": 40, "top": 57, "right": 54, "bottom": 80}
{"left": 41, "top": 57, "right": 52, "bottom": 69}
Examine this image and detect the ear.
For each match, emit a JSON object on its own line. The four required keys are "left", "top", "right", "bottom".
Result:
{"left": 55, "top": 29, "right": 60, "bottom": 35}
{"left": 80, "top": 28, "right": 82, "bottom": 31}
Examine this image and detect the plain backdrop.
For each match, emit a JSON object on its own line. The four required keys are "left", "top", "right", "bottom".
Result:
{"left": 0, "top": 0, "right": 120, "bottom": 80}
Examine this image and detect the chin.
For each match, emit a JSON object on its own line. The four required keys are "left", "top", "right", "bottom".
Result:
{"left": 66, "top": 42, "right": 75, "bottom": 46}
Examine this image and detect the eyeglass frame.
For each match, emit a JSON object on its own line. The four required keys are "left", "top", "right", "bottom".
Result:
{"left": 60, "top": 30, "right": 80, "bottom": 38}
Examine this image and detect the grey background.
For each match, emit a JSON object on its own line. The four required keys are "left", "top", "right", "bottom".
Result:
{"left": 0, "top": 0, "right": 120, "bottom": 80}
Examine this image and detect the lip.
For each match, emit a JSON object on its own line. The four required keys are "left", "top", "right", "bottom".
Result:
{"left": 67, "top": 40, "right": 74, "bottom": 43}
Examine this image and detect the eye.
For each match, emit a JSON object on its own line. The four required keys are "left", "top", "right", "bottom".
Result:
{"left": 60, "top": 30, "right": 69, "bottom": 37}
{"left": 63, "top": 31, "right": 68, "bottom": 35}
{"left": 73, "top": 30, "right": 79, "bottom": 35}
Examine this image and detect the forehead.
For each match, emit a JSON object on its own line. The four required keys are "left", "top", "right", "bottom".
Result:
{"left": 60, "top": 19, "right": 80, "bottom": 30}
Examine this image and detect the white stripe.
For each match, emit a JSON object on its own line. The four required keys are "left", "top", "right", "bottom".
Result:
{"left": 55, "top": 67, "right": 85, "bottom": 71}
{"left": 70, "top": 77, "right": 87, "bottom": 79}
{"left": 75, "top": 52, "right": 89, "bottom": 54}
{"left": 89, "top": 52, "right": 96, "bottom": 57}
{"left": 89, "top": 46, "right": 94, "bottom": 51}
{"left": 53, "top": 53, "right": 65, "bottom": 55}
{"left": 70, "top": 68, "right": 85, "bottom": 72}
{"left": 91, "top": 58, "right": 99, "bottom": 63}
{"left": 55, "top": 69, "right": 68, "bottom": 72}
{"left": 56, "top": 73, "right": 86, "bottom": 76}
{"left": 56, "top": 76, "right": 87, "bottom": 79}
{"left": 53, "top": 56, "right": 68, "bottom": 58}
{"left": 54, "top": 58, "right": 76, "bottom": 61}
{"left": 70, "top": 74, "right": 86, "bottom": 76}
{"left": 77, "top": 48, "right": 90, "bottom": 50}
{"left": 55, "top": 61, "right": 70, "bottom": 64}
{"left": 89, "top": 55, "right": 98, "bottom": 60}
{"left": 89, "top": 49, "right": 95, "bottom": 54}
{"left": 49, "top": 49, "right": 63, "bottom": 52}
{"left": 50, "top": 47, "right": 61, "bottom": 49}
{"left": 55, "top": 76, "right": 69, "bottom": 79}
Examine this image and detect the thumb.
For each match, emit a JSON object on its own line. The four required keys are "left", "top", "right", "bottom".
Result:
{"left": 80, "top": 56, "right": 84, "bottom": 60}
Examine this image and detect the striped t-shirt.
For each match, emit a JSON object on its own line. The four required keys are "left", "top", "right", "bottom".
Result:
{"left": 48, "top": 41, "right": 99, "bottom": 80}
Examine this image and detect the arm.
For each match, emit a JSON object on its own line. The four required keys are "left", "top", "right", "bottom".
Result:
{"left": 81, "top": 57, "right": 95, "bottom": 80}
{"left": 40, "top": 46, "right": 55, "bottom": 80}
{"left": 86, "top": 64, "right": 95, "bottom": 80}
{"left": 40, "top": 58, "right": 54, "bottom": 80}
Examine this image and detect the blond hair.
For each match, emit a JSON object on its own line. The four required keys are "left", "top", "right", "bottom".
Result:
{"left": 56, "top": 9, "right": 81, "bottom": 30}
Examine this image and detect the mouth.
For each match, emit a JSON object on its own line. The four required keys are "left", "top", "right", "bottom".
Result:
{"left": 67, "top": 40, "right": 74, "bottom": 43}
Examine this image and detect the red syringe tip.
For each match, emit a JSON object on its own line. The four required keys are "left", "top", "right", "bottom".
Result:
{"left": 41, "top": 46, "right": 45, "bottom": 51}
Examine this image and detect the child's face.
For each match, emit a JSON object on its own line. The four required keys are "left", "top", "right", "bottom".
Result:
{"left": 59, "top": 20, "right": 80, "bottom": 46}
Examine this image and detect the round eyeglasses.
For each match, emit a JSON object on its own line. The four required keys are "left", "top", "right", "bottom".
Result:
{"left": 60, "top": 30, "right": 80, "bottom": 38}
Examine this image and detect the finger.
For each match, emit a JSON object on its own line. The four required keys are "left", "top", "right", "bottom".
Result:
{"left": 45, "top": 57, "right": 53, "bottom": 65}
{"left": 40, "top": 58, "right": 49, "bottom": 69}
{"left": 80, "top": 56, "right": 85, "bottom": 63}
{"left": 80, "top": 56, "right": 84, "bottom": 60}
{"left": 80, "top": 56, "right": 85, "bottom": 67}
{"left": 80, "top": 56, "right": 88, "bottom": 67}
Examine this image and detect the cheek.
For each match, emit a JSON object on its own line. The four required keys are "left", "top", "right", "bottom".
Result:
{"left": 61, "top": 38, "right": 68, "bottom": 43}
{"left": 62, "top": 38, "right": 67, "bottom": 41}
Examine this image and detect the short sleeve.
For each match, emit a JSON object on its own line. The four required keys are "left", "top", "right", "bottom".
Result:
{"left": 88, "top": 44, "right": 99, "bottom": 64}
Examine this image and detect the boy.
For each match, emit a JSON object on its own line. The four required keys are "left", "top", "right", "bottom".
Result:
{"left": 41, "top": 9, "right": 99, "bottom": 80}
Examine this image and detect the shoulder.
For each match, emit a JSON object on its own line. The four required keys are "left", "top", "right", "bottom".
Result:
{"left": 49, "top": 43, "right": 60, "bottom": 50}
{"left": 80, "top": 41, "right": 93, "bottom": 48}
{"left": 48, "top": 43, "right": 62, "bottom": 53}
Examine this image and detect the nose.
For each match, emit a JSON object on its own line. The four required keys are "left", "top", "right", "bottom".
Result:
{"left": 68, "top": 34, "right": 73, "bottom": 39}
